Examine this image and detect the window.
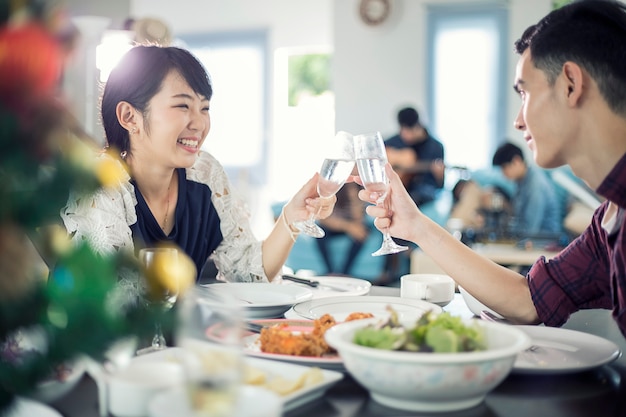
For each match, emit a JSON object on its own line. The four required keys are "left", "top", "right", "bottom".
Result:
{"left": 180, "top": 31, "right": 268, "bottom": 183}
{"left": 427, "top": 5, "right": 508, "bottom": 172}
{"left": 272, "top": 47, "right": 335, "bottom": 203}
{"left": 180, "top": 31, "right": 269, "bottom": 235}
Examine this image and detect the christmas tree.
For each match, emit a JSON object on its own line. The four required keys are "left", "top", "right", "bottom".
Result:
{"left": 0, "top": 0, "right": 164, "bottom": 411}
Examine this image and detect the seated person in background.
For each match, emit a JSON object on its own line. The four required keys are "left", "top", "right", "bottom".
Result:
{"left": 60, "top": 45, "right": 335, "bottom": 305}
{"left": 492, "top": 142, "right": 562, "bottom": 235}
{"left": 450, "top": 179, "right": 513, "bottom": 238}
{"left": 315, "top": 182, "right": 370, "bottom": 275}
{"left": 385, "top": 107, "right": 445, "bottom": 206}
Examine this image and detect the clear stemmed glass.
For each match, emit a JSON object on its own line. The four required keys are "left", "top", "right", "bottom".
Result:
{"left": 138, "top": 247, "right": 180, "bottom": 352}
{"left": 354, "top": 131, "right": 409, "bottom": 256}
{"left": 176, "top": 286, "right": 243, "bottom": 417}
{"left": 293, "top": 131, "right": 356, "bottom": 238}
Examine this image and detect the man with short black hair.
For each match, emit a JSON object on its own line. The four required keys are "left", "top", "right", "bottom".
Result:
{"left": 492, "top": 141, "right": 562, "bottom": 234}
{"left": 385, "top": 106, "right": 445, "bottom": 206}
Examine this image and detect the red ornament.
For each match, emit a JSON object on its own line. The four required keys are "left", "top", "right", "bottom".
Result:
{"left": 0, "top": 23, "right": 62, "bottom": 99}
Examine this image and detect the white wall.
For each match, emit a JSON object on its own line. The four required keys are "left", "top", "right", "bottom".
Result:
{"left": 333, "top": 0, "right": 551, "bottom": 146}
{"left": 131, "top": 0, "right": 551, "bottom": 160}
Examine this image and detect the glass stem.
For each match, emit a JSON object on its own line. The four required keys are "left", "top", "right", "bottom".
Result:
{"left": 152, "top": 321, "right": 166, "bottom": 349}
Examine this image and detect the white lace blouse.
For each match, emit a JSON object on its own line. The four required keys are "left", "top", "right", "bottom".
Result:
{"left": 60, "top": 152, "right": 268, "bottom": 305}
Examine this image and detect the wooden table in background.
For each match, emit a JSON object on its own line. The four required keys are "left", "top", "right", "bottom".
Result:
{"left": 411, "top": 242, "right": 560, "bottom": 275}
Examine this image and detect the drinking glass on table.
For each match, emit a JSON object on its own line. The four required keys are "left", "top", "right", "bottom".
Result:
{"left": 176, "top": 286, "right": 243, "bottom": 417}
{"left": 138, "top": 247, "right": 180, "bottom": 353}
{"left": 293, "top": 130, "right": 356, "bottom": 238}
{"left": 354, "top": 131, "right": 409, "bottom": 256}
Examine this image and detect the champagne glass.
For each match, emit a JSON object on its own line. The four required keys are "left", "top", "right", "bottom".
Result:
{"left": 293, "top": 131, "right": 356, "bottom": 238}
{"left": 176, "top": 286, "right": 243, "bottom": 417}
{"left": 354, "top": 131, "right": 409, "bottom": 256}
{"left": 138, "top": 247, "right": 179, "bottom": 352}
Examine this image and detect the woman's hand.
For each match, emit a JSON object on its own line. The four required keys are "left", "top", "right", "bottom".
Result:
{"left": 357, "top": 163, "right": 422, "bottom": 242}
{"left": 284, "top": 173, "right": 337, "bottom": 224}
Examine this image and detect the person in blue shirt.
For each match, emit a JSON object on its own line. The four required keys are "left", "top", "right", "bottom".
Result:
{"left": 61, "top": 45, "right": 335, "bottom": 305}
{"left": 492, "top": 142, "right": 562, "bottom": 235}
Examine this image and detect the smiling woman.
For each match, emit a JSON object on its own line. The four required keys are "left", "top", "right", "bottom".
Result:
{"left": 59, "top": 45, "right": 340, "bottom": 313}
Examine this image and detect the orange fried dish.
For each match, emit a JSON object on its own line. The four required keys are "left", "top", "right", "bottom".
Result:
{"left": 258, "top": 312, "right": 374, "bottom": 357}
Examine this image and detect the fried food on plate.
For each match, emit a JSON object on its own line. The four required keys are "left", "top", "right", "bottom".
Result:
{"left": 258, "top": 312, "right": 373, "bottom": 357}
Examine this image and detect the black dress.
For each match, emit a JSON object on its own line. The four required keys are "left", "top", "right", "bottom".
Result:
{"left": 130, "top": 168, "right": 223, "bottom": 279}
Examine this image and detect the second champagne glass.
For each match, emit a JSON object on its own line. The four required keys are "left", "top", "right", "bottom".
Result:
{"left": 354, "top": 131, "right": 409, "bottom": 256}
{"left": 138, "top": 247, "right": 180, "bottom": 352}
{"left": 293, "top": 131, "right": 356, "bottom": 238}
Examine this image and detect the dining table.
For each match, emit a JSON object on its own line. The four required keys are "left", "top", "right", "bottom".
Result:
{"left": 52, "top": 285, "right": 626, "bottom": 417}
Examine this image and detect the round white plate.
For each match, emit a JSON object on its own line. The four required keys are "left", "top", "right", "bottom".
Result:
{"left": 290, "top": 295, "right": 442, "bottom": 322}
{"left": 241, "top": 319, "right": 344, "bottom": 371}
{"left": 513, "top": 326, "right": 621, "bottom": 374}
{"left": 149, "top": 385, "right": 282, "bottom": 417}
{"left": 199, "top": 283, "right": 313, "bottom": 319}
{"left": 4, "top": 397, "right": 62, "bottom": 417}
{"left": 281, "top": 276, "right": 371, "bottom": 299}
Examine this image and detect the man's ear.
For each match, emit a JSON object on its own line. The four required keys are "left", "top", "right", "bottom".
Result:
{"left": 116, "top": 101, "right": 138, "bottom": 132}
{"left": 562, "top": 61, "right": 584, "bottom": 106}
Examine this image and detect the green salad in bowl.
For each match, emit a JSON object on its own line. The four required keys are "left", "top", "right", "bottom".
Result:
{"left": 353, "top": 309, "right": 486, "bottom": 353}
{"left": 325, "top": 307, "right": 531, "bottom": 412}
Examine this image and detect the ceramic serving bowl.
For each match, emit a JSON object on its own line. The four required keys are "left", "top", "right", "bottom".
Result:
{"left": 324, "top": 317, "right": 531, "bottom": 413}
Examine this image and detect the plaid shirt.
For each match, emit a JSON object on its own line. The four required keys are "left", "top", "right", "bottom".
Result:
{"left": 528, "top": 152, "right": 626, "bottom": 337}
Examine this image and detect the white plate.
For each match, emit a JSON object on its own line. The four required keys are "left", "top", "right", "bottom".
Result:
{"left": 245, "top": 356, "right": 343, "bottom": 411}
{"left": 136, "top": 348, "right": 343, "bottom": 410}
{"left": 290, "top": 295, "right": 442, "bottom": 322}
{"left": 149, "top": 386, "right": 281, "bottom": 417}
{"left": 513, "top": 326, "right": 621, "bottom": 374}
{"left": 144, "top": 351, "right": 343, "bottom": 415}
{"left": 241, "top": 319, "right": 345, "bottom": 371}
{"left": 4, "top": 397, "right": 62, "bottom": 417}
{"left": 199, "top": 283, "right": 313, "bottom": 319}
{"left": 281, "top": 276, "right": 372, "bottom": 299}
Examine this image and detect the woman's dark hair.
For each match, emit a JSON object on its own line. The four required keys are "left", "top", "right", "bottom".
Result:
{"left": 101, "top": 45, "right": 213, "bottom": 155}
{"left": 514, "top": 0, "right": 626, "bottom": 116}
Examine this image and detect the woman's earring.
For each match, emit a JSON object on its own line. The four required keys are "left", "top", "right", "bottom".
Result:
{"left": 130, "top": 127, "right": 137, "bottom": 135}
{"left": 120, "top": 150, "right": 128, "bottom": 160}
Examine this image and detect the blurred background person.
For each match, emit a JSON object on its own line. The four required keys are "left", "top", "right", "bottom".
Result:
{"left": 449, "top": 178, "right": 513, "bottom": 244}
{"left": 315, "top": 182, "right": 370, "bottom": 275}
{"left": 385, "top": 106, "right": 445, "bottom": 206}
{"left": 492, "top": 142, "right": 562, "bottom": 235}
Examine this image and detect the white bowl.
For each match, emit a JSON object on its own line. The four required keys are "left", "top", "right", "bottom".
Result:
{"left": 324, "top": 317, "right": 531, "bottom": 412}
{"left": 458, "top": 285, "right": 504, "bottom": 319}
{"left": 29, "top": 357, "right": 87, "bottom": 404}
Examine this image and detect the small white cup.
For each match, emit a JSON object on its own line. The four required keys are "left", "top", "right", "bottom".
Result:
{"left": 400, "top": 274, "right": 455, "bottom": 306}
{"left": 108, "top": 361, "right": 184, "bottom": 417}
